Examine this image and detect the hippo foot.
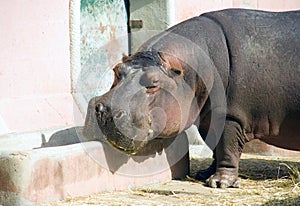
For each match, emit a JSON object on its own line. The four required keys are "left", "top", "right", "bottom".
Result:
{"left": 195, "top": 161, "right": 216, "bottom": 181}
{"left": 206, "top": 168, "right": 240, "bottom": 188}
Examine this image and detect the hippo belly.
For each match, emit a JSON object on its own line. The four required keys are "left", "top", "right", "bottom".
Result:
{"left": 260, "top": 112, "right": 300, "bottom": 151}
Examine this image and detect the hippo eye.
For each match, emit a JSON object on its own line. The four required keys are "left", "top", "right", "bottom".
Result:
{"left": 169, "top": 68, "right": 182, "bottom": 77}
{"left": 118, "top": 71, "right": 127, "bottom": 80}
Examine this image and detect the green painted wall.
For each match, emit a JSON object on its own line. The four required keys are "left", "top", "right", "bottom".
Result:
{"left": 73, "top": 0, "right": 128, "bottom": 115}
{"left": 80, "top": 0, "right": 127, "bottom": 66}
{"left": 129, "top": 0, "right": 169, "bottom": 53}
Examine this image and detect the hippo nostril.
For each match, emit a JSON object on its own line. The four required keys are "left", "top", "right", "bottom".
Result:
{"left": 95, "top": 103, "right": 113, "bottom": 124}
{"left": 114, "top": 110, "right": 127, "bottom": 120}
{"left": 95, "top": 103, "right": 105, "bottom": 113}
{"left": 95, "top": 103, "right": 105, "bottom": 124}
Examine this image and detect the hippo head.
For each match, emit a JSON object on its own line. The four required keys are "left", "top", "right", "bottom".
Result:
{"left": 84, "top": 49, "right": 214, "bottom": 154}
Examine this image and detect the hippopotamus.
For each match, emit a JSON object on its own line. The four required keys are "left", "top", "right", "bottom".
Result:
{"left": 83, "top": 9, "right": 300, "bottom": 188}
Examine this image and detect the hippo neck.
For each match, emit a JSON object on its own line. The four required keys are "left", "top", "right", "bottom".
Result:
{"left": 200, "top": 15, "right": 230, "bottom": 94}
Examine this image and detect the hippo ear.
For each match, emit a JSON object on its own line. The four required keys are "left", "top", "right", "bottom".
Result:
{"left": 121, "top": 53, "right": 130, "bottom": 63}
{"left": 111, "top": 63, "right": 127, "bottom": 88}
{"left": 111, "top": 64, "right": 121, "bottom": 88}
{"left": 158, "top": 52, "right": 184, "bottom": 78}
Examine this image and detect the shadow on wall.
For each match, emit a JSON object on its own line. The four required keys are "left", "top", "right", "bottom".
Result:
{"left": 40, "top": 126, "right": 189, "bottom": 178}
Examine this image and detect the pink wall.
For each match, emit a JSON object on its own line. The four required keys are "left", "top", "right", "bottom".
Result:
{"left": 173, "top": 0, "right": 300, "bottom": 24}
{"left": 0, "top": 0, "right": 81, "bottom": 134}
{"left": 0, "top": 0, "right": 70, "bottom": 97}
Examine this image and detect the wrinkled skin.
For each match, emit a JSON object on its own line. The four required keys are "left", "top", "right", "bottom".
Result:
{"left": 83, "top": 9, "right": 300, "bottom": 188}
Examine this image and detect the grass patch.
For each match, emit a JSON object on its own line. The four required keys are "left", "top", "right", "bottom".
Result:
{"left": 280, "top": 163, "right": 300, "bottom": 185}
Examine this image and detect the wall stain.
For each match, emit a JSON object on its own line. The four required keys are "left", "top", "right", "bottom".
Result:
{"left": 75, "top": 0, "right": 128, "bottom": 103}
{"left": 99, "top": 22, "right": 107, "bottom": 34}
{"left": 110, "top": 26, "right": 116, "bottom": 40}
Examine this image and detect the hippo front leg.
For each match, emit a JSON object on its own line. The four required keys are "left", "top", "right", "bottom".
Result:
{"left": 207, "top": 120, "right": 247, "bottom": 188}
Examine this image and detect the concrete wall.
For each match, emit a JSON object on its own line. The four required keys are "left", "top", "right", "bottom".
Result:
{"left": 73, "top": 0, "right": 128, "bottom": 116}
{"left": 130, "top": 0, "right": 169, "bottom": 53}
{"left": 172, "top": 0, "right": 300, "bottom": 25}
{"left": 0, "top": 0, "right": 76, "bottom": 135}
{"left": 128, "top": 0, "right": 300, "bottom": 53}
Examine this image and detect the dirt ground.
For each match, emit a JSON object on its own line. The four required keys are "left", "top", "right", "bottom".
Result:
{"left": 41, "top": 154, "right": 300, "bottom": 206}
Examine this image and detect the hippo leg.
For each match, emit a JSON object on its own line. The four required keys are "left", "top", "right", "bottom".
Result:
{"left": 196, "top": 159, "right": 216, "bottom": 180}
{"left": 207, "top": 120, "right": 247, "bottom": 188}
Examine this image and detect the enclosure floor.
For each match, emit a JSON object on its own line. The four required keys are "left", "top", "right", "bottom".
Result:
{"left": 39, "top": 154, "right": 300, "bottom": 206}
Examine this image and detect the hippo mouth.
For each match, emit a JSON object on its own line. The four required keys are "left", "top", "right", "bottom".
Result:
{"left": 102, "top": 134, "right": 141, "bottom": 155}
{"left": 102, "top": 128, "right": 154, "bottom": 155}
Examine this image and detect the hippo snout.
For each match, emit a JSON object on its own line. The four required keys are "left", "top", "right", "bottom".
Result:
{"left": 94, "top": 101, "right": 151, "bottom": 154}
{"left": 95, "top": 103, "right": 127, "bottom": 126}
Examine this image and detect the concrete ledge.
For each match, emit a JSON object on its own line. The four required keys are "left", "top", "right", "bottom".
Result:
{"left": 0, "top": 127, "right": 189, "bottom": 206}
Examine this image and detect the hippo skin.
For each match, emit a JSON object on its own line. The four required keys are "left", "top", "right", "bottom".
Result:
{"left": 83, "top": 9, "right": 300, "bottom": 188}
